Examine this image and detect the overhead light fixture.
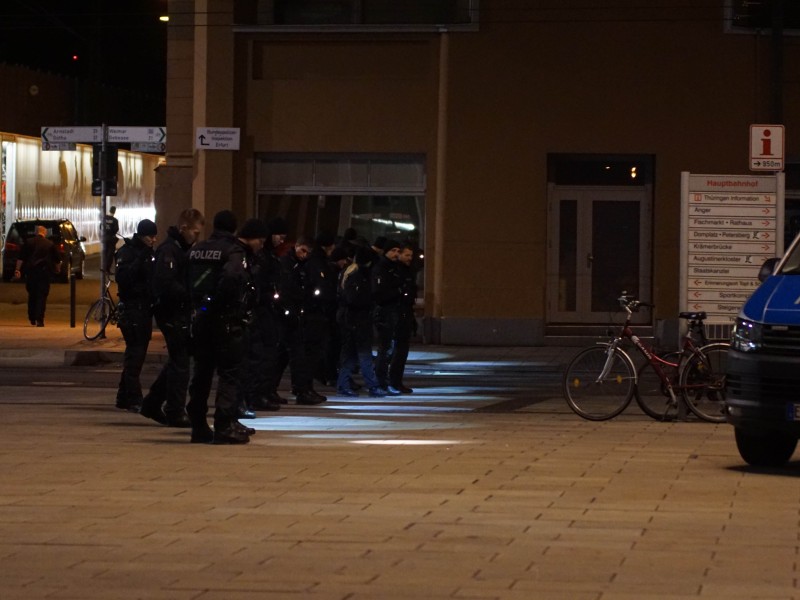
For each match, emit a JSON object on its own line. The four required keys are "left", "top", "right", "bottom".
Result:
{"left": 159, "top": 15, "right": 169, "bottom": 22}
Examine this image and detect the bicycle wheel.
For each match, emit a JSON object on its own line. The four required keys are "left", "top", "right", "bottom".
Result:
{"left": 679, "top": 342, "right": 729, "bottom": 423}
{"left": 83, "top": 297, "right": 112, "bottom": 341}
{"left": 634, "top": 352, "right": 680, "bottom": 421}
{"left": 563, "top": 345, "right": 635, "bottom": 420}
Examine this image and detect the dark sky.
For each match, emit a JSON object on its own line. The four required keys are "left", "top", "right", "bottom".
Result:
{"left": 0, "top": 0, "right": 167, "bottom": 94}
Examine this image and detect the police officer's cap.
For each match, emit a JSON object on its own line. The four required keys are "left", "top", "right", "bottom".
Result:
{"left": 137, "top": 219, "right": 158, "bottom": 237}
{"left": 213, "top": 210, "right": 238, "bottom": 233}
{"left": 238, "top": 218, "right": 269, "bottom": 240}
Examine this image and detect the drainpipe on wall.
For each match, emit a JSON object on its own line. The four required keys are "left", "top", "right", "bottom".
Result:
{"left": 770, "top": 0, "right": 784, "bottom": 123}
{"left": 430, "top": 32, "right": 449, "bottom": 343}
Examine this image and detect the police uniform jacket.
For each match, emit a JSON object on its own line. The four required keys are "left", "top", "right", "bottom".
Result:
{"left": 278, "top": 248, "right": 307, "bottom": 315}
{"left": 397, "top": 262, "right": 418, "bottom": 312}
{"left": 152, "top": 226, "right": 192, "bottom": 318}
{"left": 115, "top": 235, "right": 154, "bottom": 307}
{"left": 371, "top": 255, "right": 403, "bottom": 308}
{"left": 251, "top": 248, "right": 282, "bottom": 310}
{"left": 304, "top": 248, "right": 338, "bottom": 316}
{"left": 188, "top": 230, "right": 252, "bottom": 319}
{"left": 102, "top": 214, "right": 119, "bottom": 244}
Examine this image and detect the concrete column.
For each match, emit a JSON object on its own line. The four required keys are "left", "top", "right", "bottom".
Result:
{"left": 156, "top": 0, "right": 235, "bottom": 234}
{"left": 191, "top": 0, "right": 235, "bottom": 227}
{"left": 432, "top": 33, "right": 449, "bottom": 320}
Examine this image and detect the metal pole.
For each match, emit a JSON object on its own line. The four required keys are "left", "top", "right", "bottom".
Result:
{"left": 99, "top": 124, "right": 108, "bottom": 339}
{"left": 70, "top": 273, "right": 76, "bottom": 328}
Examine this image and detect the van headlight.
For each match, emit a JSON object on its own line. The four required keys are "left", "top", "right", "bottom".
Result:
{"left": 732, "top": 318, "right": 763, "bottom": 352}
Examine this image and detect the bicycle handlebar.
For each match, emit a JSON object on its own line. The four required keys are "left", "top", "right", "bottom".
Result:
{"left": 617, "top": 292, "right": 653, "bottom": 313}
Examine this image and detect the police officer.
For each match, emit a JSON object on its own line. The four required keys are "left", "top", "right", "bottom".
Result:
{"left": 304, "top": 231, "right": 339, "bottom": 387}
{"left": 140, "top": 208, "right": 205, "bottom": 427}
{"left": 115, "top": 219, "right": 157, "bottom": 412}
{"left": 276, "top": 236, "right": 326, "bottom": 405}
{"left": 186, "top": 211, "right": 263, "bottom": 444}
{"left": 238, "top": 220, "right": 284, "bottom": 412}
{"left": 372, "top": 239, "right": 403, "bottom": 395}
{"left": 389, "top": 243, "right": 418, "bottom": 393}
{"left": 102, "top": 206, "right": 119, "bottom": 274}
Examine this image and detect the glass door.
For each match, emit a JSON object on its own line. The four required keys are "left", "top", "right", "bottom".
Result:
{"left": 547, "top": 186, "right": 651, "bottom": 324}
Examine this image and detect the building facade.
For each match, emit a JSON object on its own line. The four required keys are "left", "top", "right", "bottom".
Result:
{"left": 157, "top": 0, "right": 800, "bottom": 345}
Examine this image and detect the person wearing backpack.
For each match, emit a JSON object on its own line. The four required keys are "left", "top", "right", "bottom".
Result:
{"left": 336, "top": 246, "right": 386, "bottom": 398}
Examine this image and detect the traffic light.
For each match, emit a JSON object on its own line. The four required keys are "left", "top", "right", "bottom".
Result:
{"left": 92, "top": 145, "right": 118, "bottom": 196}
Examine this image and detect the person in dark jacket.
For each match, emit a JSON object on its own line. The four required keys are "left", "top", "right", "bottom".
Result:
{"left": 114, "top": 219, "right": 157, "bottom": 412}
{"left": 336, "top": 246, "right": 386, "bottom": 397}
{"left": 275, "top": 237, "right": 326, "bottom": 405}
{"left": 371, "top": 239, "right": 403, "bottom": 395}
{"left": 186, "top": 212, "right": 263, "bottom": 444}
{"left": 304, "top": 231, "right": 339, "bottom": 387}
{"left": 388, "top": 243, "right": 418, "bottom": 393}
{"left": 14, "top": 225, "right": 62, "bottom": 327}
{"left": 102, "top": 206, "right": 119, "bottom": 274}
{"left": 140, "top": 208, "right": 205, "bottom": 427}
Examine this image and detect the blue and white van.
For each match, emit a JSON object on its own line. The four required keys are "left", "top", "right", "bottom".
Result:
{"left": 727, "top": 234, "right": 800, "bottom": 466}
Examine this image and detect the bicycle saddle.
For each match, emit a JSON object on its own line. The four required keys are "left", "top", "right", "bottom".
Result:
{"left": 679, "top": 311, "right": 707, "bottom": 321}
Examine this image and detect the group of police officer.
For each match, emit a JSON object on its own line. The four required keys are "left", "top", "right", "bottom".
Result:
{"left": 113, "top": 209, "right": 420, "bottom": 446}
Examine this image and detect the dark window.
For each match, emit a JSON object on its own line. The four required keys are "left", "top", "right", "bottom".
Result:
{"left": 730, "top": 0, "right": 800, "bottom": 32}
{"left": 236, "top": 0, "right": 475, "bottom": 27}
{"left": 548, "top": 155, "right": 654, "bottom": 187}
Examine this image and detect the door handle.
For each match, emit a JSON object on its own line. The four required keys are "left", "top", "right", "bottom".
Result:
{"left": 586, "top": 253, "right": 594, "bottom": 268}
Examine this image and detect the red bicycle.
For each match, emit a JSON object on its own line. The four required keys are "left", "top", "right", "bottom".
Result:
{"left": 563, "top": 293, "right": 729, "bottom": 422}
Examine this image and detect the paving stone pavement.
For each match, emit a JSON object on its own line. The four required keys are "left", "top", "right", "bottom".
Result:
{"left": 0, "top": 299, "right": 799, "bottom": 599}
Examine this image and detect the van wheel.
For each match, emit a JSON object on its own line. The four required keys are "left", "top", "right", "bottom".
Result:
{"left": 734, "top": 428, "right": 797, "bottom": 467}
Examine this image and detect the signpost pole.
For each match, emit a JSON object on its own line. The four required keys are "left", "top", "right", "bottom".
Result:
{"left": 99, "top": 124, "right": 108, "bottom": 339}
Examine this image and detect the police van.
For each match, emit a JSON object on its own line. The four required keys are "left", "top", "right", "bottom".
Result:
{"left": 727, "top": 232, "right": 800, "bottom": 466}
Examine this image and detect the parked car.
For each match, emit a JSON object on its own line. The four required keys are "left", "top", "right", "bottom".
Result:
{"left": 727, "top": 233, "right": 800, "bottom": 466}
{"left": 2, "top": 219, "right": 86, "bottom": 283}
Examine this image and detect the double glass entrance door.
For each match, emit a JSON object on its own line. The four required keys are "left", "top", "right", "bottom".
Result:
{"left": 548, "top": 186, "right": 651, "bottom": 324}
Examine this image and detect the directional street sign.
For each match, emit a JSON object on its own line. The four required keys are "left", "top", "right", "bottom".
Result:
{"left": 196, "top": 127, "right": 240, "bottom": 150}
{"left": 107, "top": 126, "right": 166, "bottom": 144}
{"left": 41, "top": 125, "right": 166, "bottom": 150}
{"left": 41, "top": 126, "right": 101, "bottom": 149}
{"left": 131, "top": 142, "right": 166, "bottom": 153}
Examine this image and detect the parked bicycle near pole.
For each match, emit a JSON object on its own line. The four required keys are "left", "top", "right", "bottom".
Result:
{"left": 562, "top": 293, "right": 729, "bottom": 423}
{"left": 83, "top": 277, "right": 118, "bottom": 341}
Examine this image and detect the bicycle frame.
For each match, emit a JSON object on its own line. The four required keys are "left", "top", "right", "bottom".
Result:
{"left": 601, "top": 295, "right": 719, "bottom": 413}
{"left": 564, "top": 292, "right": 729, "bottom": 423}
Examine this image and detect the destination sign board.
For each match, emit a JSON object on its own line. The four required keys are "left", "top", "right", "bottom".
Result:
{"left": 680, "top": 173, "right": 783, "bottom": 326}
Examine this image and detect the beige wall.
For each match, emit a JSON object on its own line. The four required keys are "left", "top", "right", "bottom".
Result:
{"left": 164, "top": 0, "right": 800, "bottom": 343}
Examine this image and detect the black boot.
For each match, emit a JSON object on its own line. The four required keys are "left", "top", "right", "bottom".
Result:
{"left": 188, "top": 409, "right": 213, "bottom": 443}
{"left": 213, "top": 420, "right": 250, "bottom": 445}
{"left": 190, "top": 421, "right": 214, "bottom": 444}
{"left": 236, "top": 401, "right": 256, "bottom": 419}
{"left": 140, "top": 396, "right": 168, "bottom": 425}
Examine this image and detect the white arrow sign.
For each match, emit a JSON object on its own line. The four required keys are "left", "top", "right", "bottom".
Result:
{"left": 107, "top": 126, "right": 166, "bottom": 143}
{"left": 196, "top": 127, "right": 240, "bottom": 150}
{"left": 41, "top": 126, "right": 102, "bottom": 147}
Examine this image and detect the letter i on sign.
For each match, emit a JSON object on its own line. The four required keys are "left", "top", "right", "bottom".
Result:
{"left": 761, "top": 129, "right": 772, "bottom": 156}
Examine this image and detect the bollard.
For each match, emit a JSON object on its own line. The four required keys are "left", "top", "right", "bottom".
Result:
{"left": 70, "top": 272, "right": 76, "bottom": 328}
